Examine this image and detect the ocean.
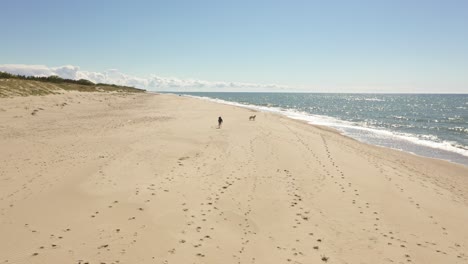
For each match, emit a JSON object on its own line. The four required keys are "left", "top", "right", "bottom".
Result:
{"left": 174, "top": 93, "right": 468, "bottom": 166}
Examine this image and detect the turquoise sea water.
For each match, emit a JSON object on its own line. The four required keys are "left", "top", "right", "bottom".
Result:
{"left": 174, "top": 93, "right": 468, "bottom": 166}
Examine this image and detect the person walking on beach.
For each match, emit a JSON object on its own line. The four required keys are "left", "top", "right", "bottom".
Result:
{"left": 218, "top": 116, "right": 223, "bottom": 128}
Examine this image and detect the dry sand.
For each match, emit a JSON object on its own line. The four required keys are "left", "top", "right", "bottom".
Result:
{"left": 1, "top": 92, "right": 467, "bottom": 264}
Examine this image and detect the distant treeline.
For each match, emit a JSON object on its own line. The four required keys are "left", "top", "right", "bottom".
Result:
{"left": 0, "top": 71, "right": 144, "bottom": 91}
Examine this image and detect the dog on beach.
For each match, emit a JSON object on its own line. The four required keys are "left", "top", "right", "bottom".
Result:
{"left": 249, "top": 115, "right": 256, "bottom": 121}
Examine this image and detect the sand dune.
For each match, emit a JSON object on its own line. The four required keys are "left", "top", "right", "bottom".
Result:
{"left": 1, "top": 92, "right": 467, "bottom": 264}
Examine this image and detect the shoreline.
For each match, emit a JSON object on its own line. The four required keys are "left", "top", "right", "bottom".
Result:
{"left": 1, "top": 91, "right": 467, "bottom": 263}
{"left": 175, "top": 92, "right": 468, "bottom": 167}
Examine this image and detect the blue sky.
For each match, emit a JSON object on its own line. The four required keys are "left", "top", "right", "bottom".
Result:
{"left": 1, "top": 0, "right": 468, "bottom": 92}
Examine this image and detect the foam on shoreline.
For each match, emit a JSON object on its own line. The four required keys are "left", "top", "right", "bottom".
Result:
{"left": 184, "top": 94, "right": 468, "bottom": 166}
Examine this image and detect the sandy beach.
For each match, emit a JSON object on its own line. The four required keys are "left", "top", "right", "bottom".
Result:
{"left": 1, "top": 91, "right": 467, "bottom": 264}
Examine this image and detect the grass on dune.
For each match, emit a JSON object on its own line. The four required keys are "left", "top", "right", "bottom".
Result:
{"left": 0, "top": 72, "right": 145, "bottom": 98}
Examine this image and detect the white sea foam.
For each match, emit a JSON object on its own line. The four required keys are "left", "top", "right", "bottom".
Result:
{"left": 351, "top": 97, "right": 386, "bottom": 102}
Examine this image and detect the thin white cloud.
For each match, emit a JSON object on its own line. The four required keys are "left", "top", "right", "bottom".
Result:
{"left": 0, "top": 64, "right": 290, "bottom": 92}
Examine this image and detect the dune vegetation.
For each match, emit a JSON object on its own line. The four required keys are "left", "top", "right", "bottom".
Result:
{"left": 0, "top": 71, "right": 145, "bottom": 97}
